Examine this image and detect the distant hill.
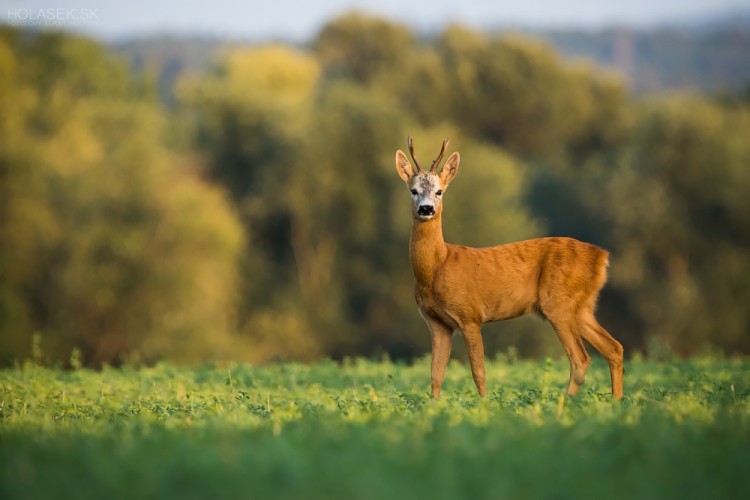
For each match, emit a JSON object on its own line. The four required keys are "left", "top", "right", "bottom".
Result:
{"left": 111, "top": 36, "right": 234, "bottom": 104}
{"left": 532, "top": 15, "right": 750, "bottom": 94}
{"left": 110, "top": 15, "right": 750, "bottom": 103}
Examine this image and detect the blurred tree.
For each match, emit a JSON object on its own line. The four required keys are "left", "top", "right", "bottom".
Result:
{"left": 179, "top": 45, "right": 318, "bottom": 198}
{"left": 5, "top": 15, "right": 749, "bottom": 364}
{"left": 602, "top": 97, "right": 750, "bottom": 354}
{"left": 0, "top": 29, "right": 245, "bottom": 365}
{"left": 438, "top": 28, "right": 631, "bottom": 163}
{"left": 313, "top": 12, "right": 414, "bottom": 84}
{"left": 179, "top": 45, "right": 325, "bottom": 360}
{"left": 292, "top": 83, "right": 416, "bottom": 357}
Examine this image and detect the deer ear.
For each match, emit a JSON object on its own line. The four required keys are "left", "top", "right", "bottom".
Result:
{"left": 395, "top": 150, "right": 414, "bottom": 182}
{"left": 440, "top": 152, "right": 460, "bottom": 185}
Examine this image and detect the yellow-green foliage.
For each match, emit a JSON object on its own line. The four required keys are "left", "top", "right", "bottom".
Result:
{"left": 2, "top": 14, "right": 750, "bottom": 366}
{"left": 0, "top": 30, "right": 245, "bottom": 365}
{"left": 604, "top": 97, "right": 750, "bottom": 353}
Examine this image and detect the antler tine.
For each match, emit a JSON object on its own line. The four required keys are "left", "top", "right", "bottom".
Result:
{"left": 407, "top": 136, "right": 423, "bottom": 173}
{"left": 429, "top": 138, "right": 450, "bottom": 172}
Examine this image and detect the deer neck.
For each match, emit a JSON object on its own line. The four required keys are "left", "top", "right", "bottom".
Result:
{"left": 410, "top": 215, "right": 448, "bottom": 286}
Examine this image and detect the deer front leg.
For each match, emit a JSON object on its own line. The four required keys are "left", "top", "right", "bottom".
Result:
{"left": 461, "top": 324, "right": 487, "bottom": 397}
{"left": 427, "top": 318, "right": 453, "bottom": 399}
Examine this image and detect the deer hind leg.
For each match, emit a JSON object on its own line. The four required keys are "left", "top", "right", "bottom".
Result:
{"left": 548, "top": 315, "right": 591, "bottom": 396}
{"left": 426, "top": 317, "right": 453, "bottom": 399}
{"left": 578, "top": 310, "right": 624, "bottom": 399}
{"left": 461, "top": 324, "right": 487, "bottom": 397}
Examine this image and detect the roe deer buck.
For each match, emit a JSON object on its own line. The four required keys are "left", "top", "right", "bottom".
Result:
{"left": 395, "top": 137, "right": 624, "bottom": 399}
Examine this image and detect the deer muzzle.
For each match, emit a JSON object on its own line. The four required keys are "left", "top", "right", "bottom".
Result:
{"left": 417, "top": 204, "right": 436, "bottom": 218}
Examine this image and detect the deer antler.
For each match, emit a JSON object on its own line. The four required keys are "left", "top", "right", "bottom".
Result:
{"left": 430, "top": 138, "right": 450, "bottom": 172}
{"left": 407, "top": 136, "right": 423, "bottom": 173}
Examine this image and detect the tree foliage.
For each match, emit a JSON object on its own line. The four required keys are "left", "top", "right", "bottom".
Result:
{"left": 0, "top": 29, "right": 244, "bottom": 365}
{"left": 2, "top": 13, "right": 749, "bottom": 365}
{"left": 604, "top": 98, "right": 750, "bottom": 353}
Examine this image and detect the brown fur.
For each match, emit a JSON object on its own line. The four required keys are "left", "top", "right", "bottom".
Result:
{"left": 396, "top": 140, "right": 624, "bottom": 399}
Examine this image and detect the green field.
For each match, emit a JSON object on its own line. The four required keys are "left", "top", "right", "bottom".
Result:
{"left": 2, "top": 356, "right": 749, "bottom": 499}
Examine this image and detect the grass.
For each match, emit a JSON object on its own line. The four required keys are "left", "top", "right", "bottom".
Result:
{"left": 1, "top": 355, "right": 749, "bottom": 499}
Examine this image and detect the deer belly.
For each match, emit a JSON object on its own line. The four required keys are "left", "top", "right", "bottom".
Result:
{"left": 432, "top": 280, "right": 534, "bottom": 326}
{"left": 480, "top": 287, "right": 537, "bottom": 322}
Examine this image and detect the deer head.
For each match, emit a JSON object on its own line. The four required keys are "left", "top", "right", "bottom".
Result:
{"left": 395, "top": 137, "right": 460, "bottom": 221}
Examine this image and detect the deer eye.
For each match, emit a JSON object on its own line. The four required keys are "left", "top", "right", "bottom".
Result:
{"left": 436, "top": 190, "right": 443, "bottom": 196}
{"left": 410, "top": 189, "right": 418, "bottom": 196}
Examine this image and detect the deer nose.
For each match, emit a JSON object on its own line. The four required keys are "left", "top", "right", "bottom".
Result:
{"left": 417, "top": 205, "right": 435, "bottom": 217}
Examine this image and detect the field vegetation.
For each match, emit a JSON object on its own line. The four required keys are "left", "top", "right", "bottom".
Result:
{"left": 2, "top": 356, "right": 749, "bottom": 499}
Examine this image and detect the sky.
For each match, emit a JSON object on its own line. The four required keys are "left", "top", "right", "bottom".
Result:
{"left": 3, "top": 0, "right": 750, "bottom": 40}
